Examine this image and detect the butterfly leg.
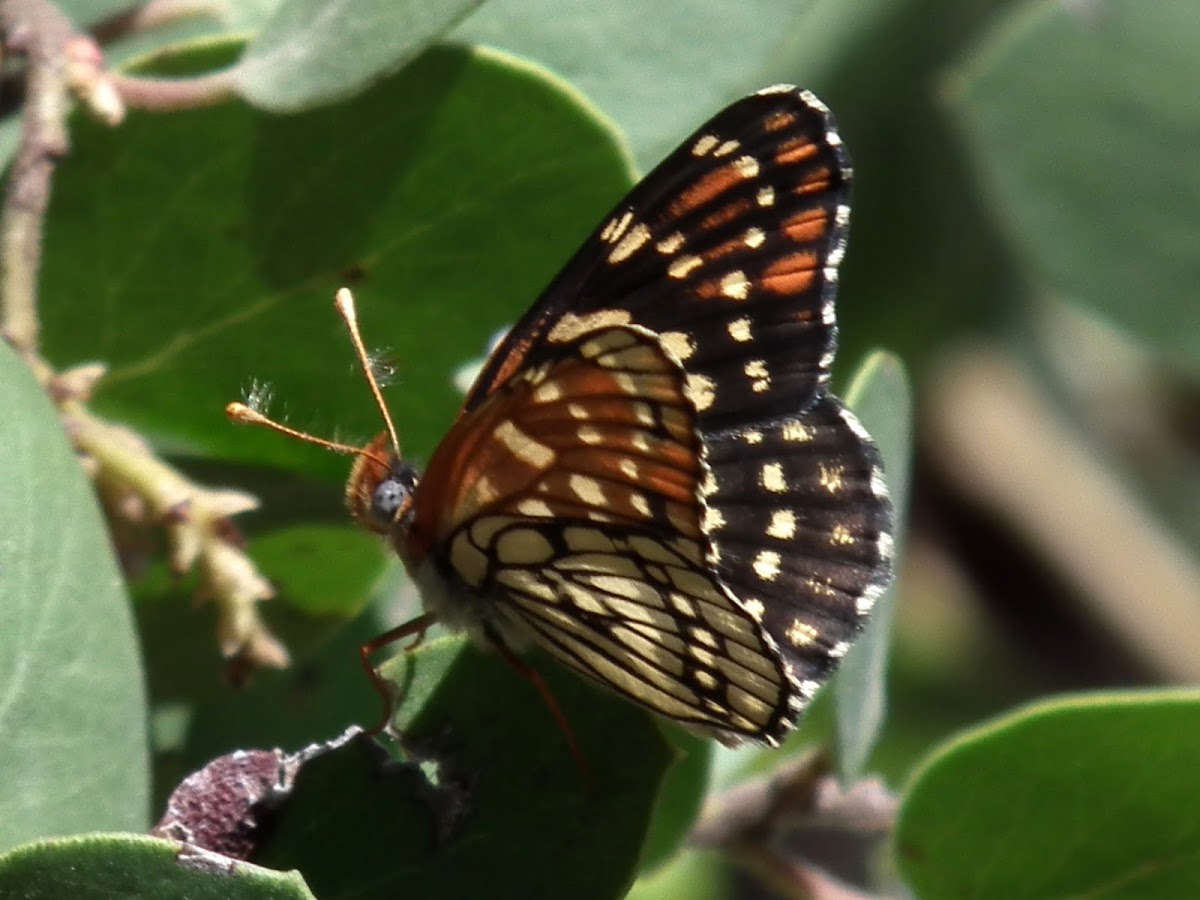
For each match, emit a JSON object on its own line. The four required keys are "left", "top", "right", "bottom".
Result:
{"left": 359, "top": 612, "right": 437, "bottom": 735}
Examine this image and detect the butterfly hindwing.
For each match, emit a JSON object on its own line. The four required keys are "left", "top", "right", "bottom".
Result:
{"left": 703, "top": 397, "right": 894, "bottom": 689}
{"left": 473, "top": 521, "right": 797, "bottom": 745}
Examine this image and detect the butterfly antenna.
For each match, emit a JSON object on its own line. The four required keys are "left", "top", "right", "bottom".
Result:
{"left": 334, "top": 287, "right": 402, "bottom": 457}
{"left": 225, "top": 401, "right": 389, "bottom": 468}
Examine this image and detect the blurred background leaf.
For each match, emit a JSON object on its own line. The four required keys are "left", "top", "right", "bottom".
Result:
{"left": 235, "top": 0, "right": 487, "bottom": 110}
{"left": 947, "top": 0, "right": 1200, "bottom": 372}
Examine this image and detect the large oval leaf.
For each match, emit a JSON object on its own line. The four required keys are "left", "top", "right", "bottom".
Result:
{"left": 41, "top": 41, "right": 634, "bottom": 482}
{"left": 0, "top": 345, "right": 149, "bottom": 852}
{"left": 0, "top": 834, "right": 313, "bottom": 900}
{"left": 897, "top": 690, "right": 1200, "bottom": 898}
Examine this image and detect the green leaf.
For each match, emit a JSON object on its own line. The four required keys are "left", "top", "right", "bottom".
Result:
{"left": 947, "top": 0, "right": 1200, "bottom": 370}
{"left": 252, "top": 639, "right": 674, "bottom": 898}
{"left": 834, "top": 351, "right": 912, "bottom": 782}
{"left": 629, "top": 848, "right": 727, "bottom": 900}
{"left": 455, "top": 0, "right": 815, "bottom": 167}
{"left": 0, "top": 344, "right": 149, "bottom": 853}
{"left": 896, "top": 690, "right": 1200, "bottom": 899}
{"left": 235, "top": 0, "right": 486, "bottom": 111}
{"left": 41, "top": 41, "right": 635, "bottom": 482}
{"left": 0, "top": 834, "right": 314, "bottom": 900}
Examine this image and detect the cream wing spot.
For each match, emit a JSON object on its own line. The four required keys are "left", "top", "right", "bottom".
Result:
{"left": 760, "top": 462, "right": 787, "bottom": 493}
{"left": 727, "top": 317, "right": 753, "bottom": 342}
{"left": 767, "top": 509, "right": 796, "bottom": 540}
{"left": 686, "top": 373, "right": 717, "bottom": 411}
{"left": 668, "top": 255, "right": 703, "bottom": 279}
{"left": 474, "top": 475, "right": 500, "bottom": 504}
{"left": 694, "top": 670, "right": 719, "bottom": 691}
{"left": 533, "top": 380, "right": 562, "bottom": 403}
{"left": 692, "top": 134, "right": 719, "bottom": 156}
{"left": 494, "top": 420, "right": 555, "bottom": 469}
{"left": 753, "top": 550, "right": 781, "bottom": 581}
{"left": 819, "top": 463, "right": 845, "bottom": 493}
{"left": 517, "top": 498, "right": 554, "bottom": 517}
{"left": 782, "top": 420, "right": 812, "bottom": 442}
{"left": 601, "top": 210, "right": 633, "bottom": 242}
{"left": 786, "top": 620, "right": 819, "bottom": 647}
{"left": 657, "top": 232, "right": 686, "bottom": 254}
{"left": 495, "top": 528, "right": 555, "bottom": 565}
{"left": 608, "top": 222, "right": 652, "bottom": 263}
{"left": 569, "top": 473, "right": 607, "bottom": 506}
{"left": 702, "top": 506, "right": 726, "bottom": 531}
{"left": 578, "top": 424, "right": 603, "bottom": 445}
{"left": 744, "top": 359, "right": 770, "bottom": 393}
{"left": 669, "top": 592, "right": 698, "bottom": 618}
{"left": 720, "top": 270, "right": 750, "bottom": 300}
{"left": 660, "top": 330, "right": 696, "bottom": 363}
{"left": 548, "top": 309, "right": 633, "bottom": 343}
{"left": 734, "top": 155, "right": 760, "bottom": 178}
{"left": 563, "top": 526, "right": 616, "bottom": 553}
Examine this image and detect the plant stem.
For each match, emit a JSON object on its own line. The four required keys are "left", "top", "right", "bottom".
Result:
{"left": 0, "top": 0, "right": 75, "bottom": 363}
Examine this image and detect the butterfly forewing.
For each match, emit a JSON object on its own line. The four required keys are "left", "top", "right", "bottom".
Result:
{"left": 465, "top": 86, "right": 850, "bottom": 432}
{"left": 411, "top": 326, "right": 705, "bottom": 553}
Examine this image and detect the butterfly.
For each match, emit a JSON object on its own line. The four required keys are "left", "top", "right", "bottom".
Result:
{"left": 230, "top": 85, "right": 894, "bottom": 747}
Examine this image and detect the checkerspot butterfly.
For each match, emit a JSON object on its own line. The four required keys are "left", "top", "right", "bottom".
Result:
{"left": 230, "top": 85, "right": 894, "bottom": 746}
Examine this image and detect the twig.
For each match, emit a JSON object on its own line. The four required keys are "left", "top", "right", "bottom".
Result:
{"left": 63, "top": 385, "right": 289, "bottom": 670}
{"left": 109, "top": 69, "right": 239, "bottom": 111}
{"left": 0, "top": 0, "right": 122, "bottom": 362}
{"left": 1, "top": 0, "right": 74, "bottom": 360}
{"left": 692, "top": 751, "right": 898, "bottom": 899}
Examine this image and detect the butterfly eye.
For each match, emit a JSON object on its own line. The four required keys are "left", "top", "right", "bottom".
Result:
{"left": 368, "top": 463, "right": 417, "bottom": 529}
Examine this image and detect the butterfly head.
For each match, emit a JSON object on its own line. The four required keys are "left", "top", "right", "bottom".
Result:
{"left": 345, "top": 432, "right": 419, "bottom": 536}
